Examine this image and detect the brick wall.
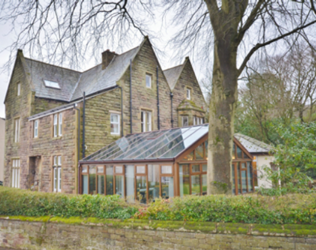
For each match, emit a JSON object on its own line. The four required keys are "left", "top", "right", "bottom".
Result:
{"left": 1, "top": 218, "right": 316, "bottom": 250}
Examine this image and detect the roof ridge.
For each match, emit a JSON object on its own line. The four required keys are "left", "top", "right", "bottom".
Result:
{"left": 163, "top": 64, "right": 184, "bottom": 72}
{"left": 24, "top": 58, "right": 82, "bottom": 73}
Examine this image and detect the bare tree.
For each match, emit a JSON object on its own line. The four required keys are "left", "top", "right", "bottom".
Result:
{"left": 161, "top": 0, "right": 316, "bottom": 194}
{"left": 1, "top": 0, "right": 316, "bottom": 194}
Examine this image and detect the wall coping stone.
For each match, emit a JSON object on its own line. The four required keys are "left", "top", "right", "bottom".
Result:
{"left": 1, "top": 216, "right": 316, "bottom": 237}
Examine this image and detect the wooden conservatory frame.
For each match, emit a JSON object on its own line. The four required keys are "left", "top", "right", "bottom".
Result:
{"left": 79, "top": 134, "right": 254, "bottom": 203}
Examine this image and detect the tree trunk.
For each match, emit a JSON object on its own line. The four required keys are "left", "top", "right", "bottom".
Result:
{"left": 207, "top": 38, "right": 238, "bottom": 195}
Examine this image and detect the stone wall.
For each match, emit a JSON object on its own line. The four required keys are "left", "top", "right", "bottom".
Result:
{"left": 0, "top": 217, "right": 316, "bottom": 250}
{"left": 172, "top": 59, "right": 206, "bottom": 127}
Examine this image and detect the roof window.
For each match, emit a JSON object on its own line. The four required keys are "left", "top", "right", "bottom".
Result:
{"left": 44, "top": 80, "right": 61, "bottom": 89}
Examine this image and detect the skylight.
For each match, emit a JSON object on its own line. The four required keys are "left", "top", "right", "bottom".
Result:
{"left": 44, "top": 80, "right": 61, "bottom": 89}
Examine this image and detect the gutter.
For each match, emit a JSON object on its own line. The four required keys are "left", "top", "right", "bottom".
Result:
{"left": 82, "top": 92, "right": 86, "bottom": 158}
{"left": 170, "top": 92, "right": 174, "bottom": 128}
{"left": 130, "top": 59, "right": 133, "bottom": 134}
{"left": 73, "top": 104, "right": 81, "bottom": 194}
{"left": 156, "top": 66, "right": 160, "bottom": 130}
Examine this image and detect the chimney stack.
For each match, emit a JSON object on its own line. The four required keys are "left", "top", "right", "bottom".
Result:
{"left": 102, "top": 50, "right": 117, "bottom": 70}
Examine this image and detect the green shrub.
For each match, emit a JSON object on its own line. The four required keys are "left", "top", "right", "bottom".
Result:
{"left": 1, "top": 187, "right": 316, "bottom": 225}
{"left": 0, "top": 187, "right": 138, "bottom": 219}
{"left": 137, "top": 195, "right": 316, "bottom": 224}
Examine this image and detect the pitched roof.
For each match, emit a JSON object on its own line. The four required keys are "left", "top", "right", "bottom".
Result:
{"left": 24, "top": 58, "right": 81, "bottom": 102}
{"left": 23, "top": 45, "right": 140, "bottom": 102}
{"left": 234, "top": 133, "right": 273, "bottom": 154}
{"left": 71, "top": 46, "right": 139, "bottom": 101}
{"left": 163, "top": 64, "right": 184, "bottom": 90}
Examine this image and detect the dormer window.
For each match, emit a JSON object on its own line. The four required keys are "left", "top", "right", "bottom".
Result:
{"left": 186, "top": 88, "right": 191, "bottom": 100}
{"left": 44, "top": 80, "right": 60, "bottom": 89}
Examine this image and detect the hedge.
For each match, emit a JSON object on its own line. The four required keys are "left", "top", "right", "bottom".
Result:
{"left": 1, "top": 187, "right": 316, "bottom": 224}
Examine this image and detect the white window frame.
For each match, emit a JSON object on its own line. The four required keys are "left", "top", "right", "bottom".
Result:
{"left": 34, "top": 120, "right": 39, "bottom": 138}
{"left": 186, "top": 88, "right": 191, "bottom": 100}
{"left": 11, "top": 159, "right": 20, "bottom": 188}
{"left": 53, "top": 156, "right": 62, "bottom": 192}
{"left": 110, "top": 113, "right": 120, "bottom": 135}
{"left": 182, "top": 116, "right": 189, "bottom": 127}
{"left": 146, "top": 74, "right": 152, "bottom": 88}
{"left": 14, "top": 118, "right": 20, "bottom": 143}
{"left": 17, "top": 83, "right": 21, "bottom": 96}
{"left": 141, "top": 110, "right": 152, "bottom": 132}
{"left": 53, "top": 113, "right": 63, "bottom": 137}
{"left": 58, "top": 113, "right": 63, "bottom": 136}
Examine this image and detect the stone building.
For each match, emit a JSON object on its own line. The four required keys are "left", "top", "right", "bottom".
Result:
{"left": 3, "top": 37, "right": 206, "bottom": 194}
{"left": 0, "top": 117, "right": 5, "bottom": 183}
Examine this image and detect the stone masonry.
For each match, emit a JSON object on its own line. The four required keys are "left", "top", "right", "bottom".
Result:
{"left": 1, "top": 218, "right": 316, "bottom": 250}
{"left": 4, "top": 37, "right": 206, "bottom": 194}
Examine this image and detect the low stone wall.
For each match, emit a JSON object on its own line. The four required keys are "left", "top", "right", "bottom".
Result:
{"left": 1, "top": 217, "right": 316, "bottom": 250}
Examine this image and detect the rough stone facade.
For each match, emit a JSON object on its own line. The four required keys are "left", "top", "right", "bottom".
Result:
{"left": 1, "top": 218, "right": 316, "bottom": 250}
{"left": 4, "top": 37, "right": 206, "bottom": 194}
{"left": 171, "top": 58, "right": 206, "bottom": 127}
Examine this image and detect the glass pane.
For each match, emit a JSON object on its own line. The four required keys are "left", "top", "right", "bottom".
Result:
{"left": 237, "top": 163, "right": 241, "bottom": 194}
{"left": 111, "top": 124, "right": 119, "bottom": 134}
{"left": 148, "top": 165, "right": 160, "bottom": 202}
{"left": 161, "top": 177, "right": 174, "bottom": 199}
{"left": 115, "top": 166, "right": 123, "bottom": 174}
{"left": 237, "top": 146, "right": 242, "bottom": 158}
{"left": 183, "top": 151, "right": 194, "bottom": 161}
{"left": 125, "top": 165, "right": 135, "bottom": 202}
{"left": 232, "top": 164, "right": 236, "bottom": 195}
{"left": 195, "top": 144, "right": 204, "bottom": 160}
{"left": 111, "top": 114, "right": 118, "bottom": 123}
{"left": 82, "top": 175, "right": 88, "bottom": 194}
{"left": 247, "top": 162, "right": 253, "bottom": 192}
{"left": 82, "top": 166, "right": 88, "bottom": 173}
{"left": 106, "top": 166, "right": 114, "bottom": 195}
{"left": 202, "top": 164, "right": 207, "bottom": 172}
{"left": 115, "top": 175, "right": 124, "bottom": 198}
{"left": 191, "top": 175, "right": 201, "bottom": 195}
{"left": 244, "top": 152, "right": 250, "bottom": 159}
{"left": 98, "top": 175, "right": 104, "bottom": 194}
{"left": 97, "top": 166, "right": 104, "bottom": 173}
{"left": 161, "top": 166, "right": 172, "bottom": 174}
{"left": 54, "top": 168, "right": 58, "bottom": 191}
{"left": 179, "top": 164, "right": 190, "bottom": 197}
{"left": 192, "top": 164, "right": 200, "bottom": 173}
{"left": 89, "top": 166, "right": 96, "bottom": 195}
{"left": 241, "top": 170, "right": 247, "bottom": 193}
{"left": 136, "top": 166, "right": 146, "bottom": 174}
{"left": 202, "top": 174, "right": 207, "bottom": 195}
{"left": 136, "top": 176, "right": 147, "bottom": 204}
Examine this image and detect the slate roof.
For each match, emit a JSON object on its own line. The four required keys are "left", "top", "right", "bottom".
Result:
{"left": 234, "top": 133, "right": 273, "bottom": 154}
{"left": 24, "top": 46, "right": 140, "bottom": 102}
{"left": 163, "top": 64, "right": 184, "bottom": 90}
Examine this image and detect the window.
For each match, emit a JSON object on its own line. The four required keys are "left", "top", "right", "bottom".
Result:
{"left": 146, "top": 74, "right": 152, "bottom": 88}
{"left": 17, "top": 83, "right": 21, "bottom": 96}
{"left": 53, "top": 113, "right": 62, "bottom": 137}
{"left": 193, "top": 116, "right": 204, "bottom": 125}
{"left": 14, "top": 118, "right": 20, "bottom": 143}
{"left": 182, "top": 116, "right": 188, "bottom": 127}
{"left": 34, "top": 120, "right": 39, "bottom": 138}
{"left": 53, "top": 156, "right": 61, "bottom": 192}
{"left": 11, "top": 159, "right": 20, "bottom": 188}
{"left": 44, "top": 80, "right": 61, "bottom": 89}
{"left": 141, "top": 110, "right": 152, "bottom": 132}
{"left": 186, "top": 88, "right": 191, "bottom": 100}
{"left": 110, "top": 113, "right": 120, "bottom": 135}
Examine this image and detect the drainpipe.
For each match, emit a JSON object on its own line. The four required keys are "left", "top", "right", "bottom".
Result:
{"left": 170, "top": 92, "right": 174, "bottom": 128}
{"left": 130, "top": 59, "right": 133, "bottom": 134}
{"left": 73, "top": 104, "right": 81, "bottom": 194}
{"left": 82, "top": 92, "right": 86, "bottom": 158}
{"left": 156, "top": 66, "right": 160, "bottom": 130}
{"left": 117, "top": 85, "right": 124, "bottom": 137}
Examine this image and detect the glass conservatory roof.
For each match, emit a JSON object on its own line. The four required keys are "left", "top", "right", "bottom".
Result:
{"left": 82, "top": 124, "right": 209, "bottom": 162}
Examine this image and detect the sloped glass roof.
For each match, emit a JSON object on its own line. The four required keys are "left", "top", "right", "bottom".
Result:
{"left": 82, "top": 124, "right": 208, "bottom": 162}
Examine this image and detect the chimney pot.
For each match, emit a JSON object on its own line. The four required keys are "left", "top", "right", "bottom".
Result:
{"left": 102, "top": 50, "right": 117, "bottom": 70}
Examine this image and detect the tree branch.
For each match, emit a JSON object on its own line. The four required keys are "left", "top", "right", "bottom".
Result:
{"left": 237, "top": 20, "right": 316, "bottom": 76}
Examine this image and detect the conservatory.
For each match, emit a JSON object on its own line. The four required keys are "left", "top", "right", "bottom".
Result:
{"left": 79, "top": 124, "right": 254, "bottom": 203}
